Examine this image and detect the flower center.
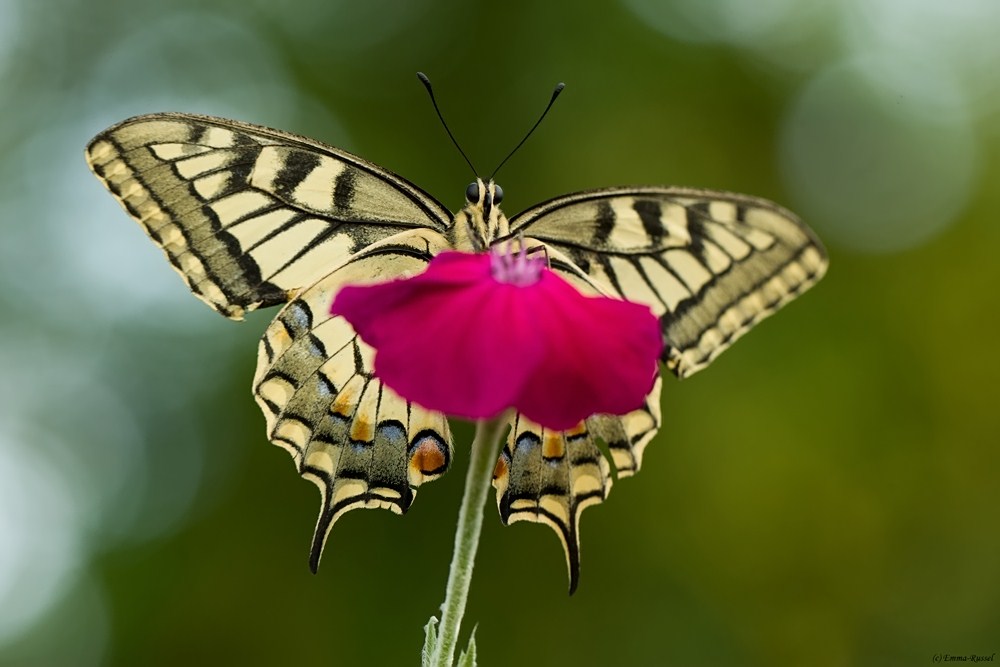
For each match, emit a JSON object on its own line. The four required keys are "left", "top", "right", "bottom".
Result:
{"left": 489, "top": 241, "right": 546, "bottom": 286}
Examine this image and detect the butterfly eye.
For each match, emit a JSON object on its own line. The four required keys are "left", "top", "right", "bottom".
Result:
{"left": 493, "top": 184, "right": 504, "bottom": 204}
{"left": 465, "top": 182, "right": 480, "bottom": 203}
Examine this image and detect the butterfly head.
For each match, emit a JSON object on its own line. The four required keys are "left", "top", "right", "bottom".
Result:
{"left": 456, "top": 178, "right": 510, "bottom": 252}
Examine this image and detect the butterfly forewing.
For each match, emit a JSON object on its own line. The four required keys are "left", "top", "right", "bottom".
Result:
{"left": 85, "top": 113, "right": 450, "bottom": 319}
{"left": 253, "top": 228, "right": 455, "bottom": 570}
{"left": 509, "top": 187, "right": 828, "bottom": 378}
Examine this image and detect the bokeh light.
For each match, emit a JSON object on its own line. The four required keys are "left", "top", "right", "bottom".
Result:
{"left": 82, "top": 11, "right": 303, "bottom": 122}
{"left": 0, "top": 417, "right": 82, "bottom": 644}
{"left": 620, "top": 0, "right": 833, "bottom": 70}
{"left": 839, "top": 0, "right": 1000, "bottom": 116}
{"left": 0, "top": 0, "right": 17, "bottom": 68}
{"left": 779, "top": 55, "right": 978, "bottom": 253}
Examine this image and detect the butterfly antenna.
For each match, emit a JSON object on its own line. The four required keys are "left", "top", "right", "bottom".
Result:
{"left": 490, "top": 82, "right": 565, "bottom": 181}
{"left": 417, "top": 72, "right": 478, "bottom": 177}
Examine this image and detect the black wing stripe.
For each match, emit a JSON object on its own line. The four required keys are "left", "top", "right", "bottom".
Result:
{"left": 86, "top": 113, "right": 451, "bottom": 319}
{"left": 505, "top": 187, "right": 827, "bottom": 378}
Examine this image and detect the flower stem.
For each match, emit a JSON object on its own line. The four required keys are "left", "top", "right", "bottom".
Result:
{"left": 430, "top": 417, "right": 507, "bottom": 667}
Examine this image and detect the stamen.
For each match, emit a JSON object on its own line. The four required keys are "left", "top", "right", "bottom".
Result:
{"left": 490, "top": 237, "right": 546, "bottom": 286}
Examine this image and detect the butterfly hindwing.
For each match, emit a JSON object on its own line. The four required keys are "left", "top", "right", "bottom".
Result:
{"left": 509, "top": 187, "right": 828, "bottom": 378}
{"left": 253, "top": 228, "right": 455, "bottom": 569}
{"left": 85, "top": 112, "right": 451, "bottom": 319}
{"left": 489, "top": 245, "right": 665, "bottom": 591}
{"left": 495, "top": 378, "right": 662, "bottom": 593}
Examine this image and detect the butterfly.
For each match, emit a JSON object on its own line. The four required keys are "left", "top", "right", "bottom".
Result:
{"left": 86, "top": 90, "right": 827, "bottom": 592}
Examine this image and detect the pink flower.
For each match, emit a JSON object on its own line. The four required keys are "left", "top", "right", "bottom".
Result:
{"left": 330, "top": 245, "right": 663, "bottom": 430}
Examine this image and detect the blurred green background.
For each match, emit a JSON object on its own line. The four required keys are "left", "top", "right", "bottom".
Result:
{"left": 2, "top": 0, "right": 998, "bottom": 665}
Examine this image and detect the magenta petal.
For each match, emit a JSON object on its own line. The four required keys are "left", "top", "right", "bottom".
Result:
{"left": 329, "top": 252, "right": 491, "bottom": 349}
{"left": 513, "top": 273, "right": 663, "bottom": 430}
{"left": 331, "top": 250, "right": 663, "bottom": 430}
{"left": 331, "top": 253, "right": 545, "bottom": 421}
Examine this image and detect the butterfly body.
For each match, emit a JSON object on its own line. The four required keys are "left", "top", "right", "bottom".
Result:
{"left": 450, "top": 178, "right": 510, "bottom": 252}
{"left": 86, "top": 111, "right": 826, "bottom": 592}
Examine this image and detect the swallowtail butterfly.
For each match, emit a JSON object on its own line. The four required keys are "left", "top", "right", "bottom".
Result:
{"left": 86, "top": 81, "right": 826, "bottom": 592}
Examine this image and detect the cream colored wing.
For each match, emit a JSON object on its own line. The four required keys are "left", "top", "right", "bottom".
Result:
{"left": 509, "top": 187, "right": 828, "bottom": 378}
{"left": 494, "top": 380, "right": 662, "bottom": 593}
{"left": 85, "top": 112, "right": 451, "bottom": 319}
{"left": 254, "top": 228, "right": 455, "bottom": 570}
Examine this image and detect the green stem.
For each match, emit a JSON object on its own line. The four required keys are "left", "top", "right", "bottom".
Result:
{"left": 430, "top": 417, "right": 507, "bottom": 667}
